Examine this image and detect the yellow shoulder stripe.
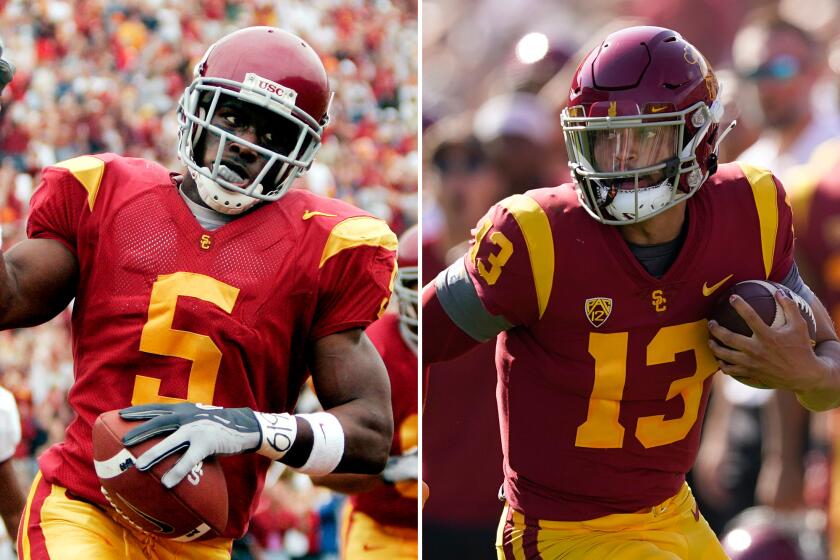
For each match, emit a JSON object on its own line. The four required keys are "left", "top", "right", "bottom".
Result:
{"left": 738, "top": 162, "right": 778, "bottom": 279}
{"left": 54, "top": 155, "right": 105, "bottom": 211}
{"left": 498, "top": 194, "right": 554, "bottom": 319}
{"left": 319, "top": 216, "right": 398, "bottom": 268}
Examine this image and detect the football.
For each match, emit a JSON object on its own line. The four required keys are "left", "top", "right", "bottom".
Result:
{"left": 92, "top": 409, "right": 228, "bottom": 541}
{"left": 709, "top": 280, "right": 817, "bottom": 388}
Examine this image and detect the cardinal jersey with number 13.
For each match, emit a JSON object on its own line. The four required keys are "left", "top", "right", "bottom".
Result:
{"left": 28, "top": 153, "right": 397, "bottom": 538}
{"left": 463, "top": 160, "right": 793, "bottom": 521}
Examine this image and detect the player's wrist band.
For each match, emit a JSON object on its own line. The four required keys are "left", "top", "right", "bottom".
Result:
{"left": 252, "top": 411, "right": 298, "bottom": 459}
{"left": 252, "top": 411, "right": 344, "bottom": 475}
{"left": 294, "top": 412, "right": 345, "bottom": 475}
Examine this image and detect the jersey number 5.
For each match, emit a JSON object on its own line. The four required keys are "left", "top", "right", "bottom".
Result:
{"left": 575, "top": 320, "right": 718, "bottom": 449}
{"left": 131, "top": 272, "right": 240, "bottom": 406}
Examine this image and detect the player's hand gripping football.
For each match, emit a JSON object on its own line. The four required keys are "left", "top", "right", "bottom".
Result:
{"left": 708, "top": 289, "right": 824, "bottom": 391}
{"left": 120, "top": 403, "right": 261, "bottom": 489}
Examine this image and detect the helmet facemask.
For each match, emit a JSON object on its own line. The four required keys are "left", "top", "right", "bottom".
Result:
{"left": 177, "top": 72, "right": 328, "bottom": 214}
{"left": 562, "top": 98, "right": 723, "bottom": 225}
{"left": 394, "top": 266, "right": 418, "bottom": 352}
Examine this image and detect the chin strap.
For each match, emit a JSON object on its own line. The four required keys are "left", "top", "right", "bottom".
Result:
{"left": 705, "top": 120, "right": 736, "bottom": 177}
{"left": 714, "top": 120, "right": 737, "bottom": 154}
{"left": 193, "top": 168, "right": 263, "bottom": 215}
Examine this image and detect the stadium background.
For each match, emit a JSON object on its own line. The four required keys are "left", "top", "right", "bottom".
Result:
{"left": 0, "top": 1, "right": 417, "bottom": 559}
{"left": 423, "top": 0, "right": 840, "bottom": 559}
{"left": 5, "top": 0, "right": 840, "bottom": 557}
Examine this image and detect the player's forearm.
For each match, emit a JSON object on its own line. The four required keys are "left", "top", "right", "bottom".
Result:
{"left": 305, "top": 329, "right": 393, "bottom": 473}
{"left": 251, "top": 404, "right": 390, "bottom": 475}
{"left": 327, "top": 399, "right": 392, "bottom": 474}
{"left": 791, "top": 293, "right": 840, "bottom": 410}
{"left": 795, "top": 340, "right": 840, "bottom": 411}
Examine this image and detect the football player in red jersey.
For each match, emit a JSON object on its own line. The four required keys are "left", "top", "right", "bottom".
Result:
{"left": 312, "top": 224, "right": 419, "bottom": 559}
{"left": 423, "top": 26, "right": 840, "bottom": 559}
{"left": 9, "top": 27, "right": 397, "bottom": 560}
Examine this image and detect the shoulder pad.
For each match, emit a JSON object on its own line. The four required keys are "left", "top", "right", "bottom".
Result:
{"left": 319, "top": 216, "right": 397, "bottom": 268}
{"left": 53, "top": 155, "right": 106, "bottom": 211}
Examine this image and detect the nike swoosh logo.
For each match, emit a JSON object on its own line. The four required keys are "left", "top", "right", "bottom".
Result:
{"left": 303, "top": 210, "right": 338, "bottom": 220}
{"left": 649, "top": 105, "right": 669, "bottom": 113}
{"left": 702, "top": 274, "right": 733, "bottom": 297}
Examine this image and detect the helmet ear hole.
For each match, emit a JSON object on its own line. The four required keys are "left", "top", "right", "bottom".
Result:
{"left": 707, "top": 152, "right": 719, "bottom": 176}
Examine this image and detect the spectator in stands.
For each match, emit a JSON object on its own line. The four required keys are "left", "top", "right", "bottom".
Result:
{"left": 422, "top": 116, "right": 505, "bottom": 559}
{"left": 733, "top": 10, "right": 839, "bottom": 183}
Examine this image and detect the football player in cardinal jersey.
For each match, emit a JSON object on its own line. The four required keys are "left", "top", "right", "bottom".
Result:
{"left": 312, "top": 224, "right": 419, "bottom": 559}
{"left": 423, "top": 26, "right": 840, "bottom": 559}
{"left": 12, "top": 27, "right": 397, "bottom": 560}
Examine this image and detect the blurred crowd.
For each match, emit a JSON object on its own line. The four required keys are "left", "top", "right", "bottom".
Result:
{"left": 423, "top": 0, "right": 840, "bottom": 559}
{"left": 0, "top": 0, "right": 418, "bottom": 243}
{"left": 0, "top": 0, "right": 417, "bottom": 559}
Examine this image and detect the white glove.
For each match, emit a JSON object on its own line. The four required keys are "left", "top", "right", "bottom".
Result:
{"left": 120, "top": 402, "right": 261, "bottom": 488}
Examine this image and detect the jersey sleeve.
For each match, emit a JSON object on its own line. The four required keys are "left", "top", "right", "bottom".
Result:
{"left": 310, "top": 216, "right": 398, "bottom": 340}
{"left": 770, "top": 176, "right": 795, "bottom": 282}
{"left": 27, "top": 156, "right": 105, "bottom": 254}
{"left": 461, "top": 194, "right": 554, "bottom": 327}
{"left": 738, "top": 162, "right": 795, "bottom": 282}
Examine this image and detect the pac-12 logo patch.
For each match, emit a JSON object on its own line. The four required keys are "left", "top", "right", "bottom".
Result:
{"left": 585, "top": 297, "right": 612, "bottom": 328}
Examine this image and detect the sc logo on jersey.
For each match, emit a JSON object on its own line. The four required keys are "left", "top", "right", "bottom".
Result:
{"left": 651, "top": 289, "right": 667, "bottom": 312}
{"left": 585, "top": 297, "right": 612, "bottom": 328}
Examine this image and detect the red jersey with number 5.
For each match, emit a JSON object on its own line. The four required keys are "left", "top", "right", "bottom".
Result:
{"left": 350, "top": 312, "right": 418, "bottom": 527}
{"left": 462, "top": 161, "right": 793, "bottom": 521}
{"left": 28, "top": 153, "right": 397, "bottom": 538}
